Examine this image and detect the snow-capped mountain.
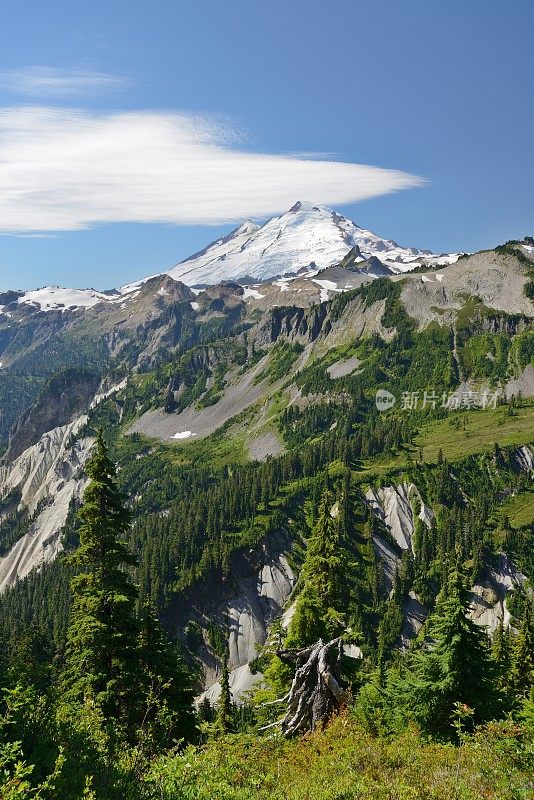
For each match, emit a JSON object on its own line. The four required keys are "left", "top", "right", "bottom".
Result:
{"left": 166, "top": 201, "right": 458, "bottom": 286}
{"left": 1, "top": 202, "right": 460, "bottom": 315}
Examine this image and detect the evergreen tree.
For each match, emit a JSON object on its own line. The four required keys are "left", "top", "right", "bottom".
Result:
{"left": 136, "top": 603, "right": 197, "bottom": 747}
{"left": 287, "top": 489, "right": 344, "bottom": 647}
{"left": 164, "top": 384, "right": 175, "bottom": 413}
{"left": 215, "top": 650, "right": 232, "bottom": 733}
{"left": 380, "top": 569, "right": 404, "bottom": 654}
{"left": 510, "top": 601, "right": 534, "bottom": 698}
{"left": 491, "top": 618, "right": 511, "bottom": 690}
{"left": 61, "top": 431, "right": 139, "bottom": 726}
{"left": 389, "top": 570, "right": 501, "bottom": 738}
{"left": 197, "top": 697, "right": 215, "bottom": 725}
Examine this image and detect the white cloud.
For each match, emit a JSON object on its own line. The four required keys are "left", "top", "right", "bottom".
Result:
{"left": 0, "top": 67, "right": 128, "bottom": 97}
{"left": 0, "top": 107, "right": 423, "bottom": 233}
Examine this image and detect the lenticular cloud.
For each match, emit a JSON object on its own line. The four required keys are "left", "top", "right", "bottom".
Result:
{"left": 0, "top": 107, "right": 423, "bottom": 233}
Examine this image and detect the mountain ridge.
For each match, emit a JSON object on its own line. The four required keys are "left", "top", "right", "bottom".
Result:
{"left": 165, "top": 200, "right": 459, "bottom": 286}
{"left": 1, "top": 202, "right": 461, "bottom": 312}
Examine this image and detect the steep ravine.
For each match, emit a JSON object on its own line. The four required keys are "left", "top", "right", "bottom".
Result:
{"left": 189, "top": 454, "right": 532, "bottom": 699}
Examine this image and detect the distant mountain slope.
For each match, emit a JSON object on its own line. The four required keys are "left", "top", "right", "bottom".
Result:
{"left": 165, "top": 201, "right": 458, "bottom": 286}
{"left": 0, "top": 233, "right": 533, "bottom": 704}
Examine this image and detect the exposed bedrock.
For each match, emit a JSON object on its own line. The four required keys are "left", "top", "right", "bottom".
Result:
{"left": 365, "top": 481, "right": 528, "bottom": 644}
{"left": 366, "top": 482, "right": 433, "bottom": 556}
{"left": 0, "top": 417, "right": 94, "bottom": 592}
{"left": 166, "top": 530, "right": 295, "bottom": 698}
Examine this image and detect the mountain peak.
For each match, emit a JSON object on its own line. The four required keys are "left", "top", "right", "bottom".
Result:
{"left": 164, "top": 203, "right": 455, "bottom": 287}
{"left": 235, "top": 220, "right": 260, "bottom": 235}
{"left": 287, "top": 200, "right": 324, "bottom": 214}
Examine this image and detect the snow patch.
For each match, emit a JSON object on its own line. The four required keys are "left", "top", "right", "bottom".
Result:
{"left": 242, "top": 287, "right": 265, "bottom": 300}
{"left": 18, "top": 286, "right": 112, "bottom": 312}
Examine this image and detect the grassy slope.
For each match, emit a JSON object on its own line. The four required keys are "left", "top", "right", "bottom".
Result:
{"left": 358, "top": 402, "right": 534, "bottom": 480}
{"left": 416, "top": 405, "right": 534, "bottom": 462}
{"left": 148, "top": 715, "right": 533, "bottom": 800}
{"left": 500, "top": 488, "right": 534, "bottom": 528}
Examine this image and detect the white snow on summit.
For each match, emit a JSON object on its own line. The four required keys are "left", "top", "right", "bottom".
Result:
{"left": 165, "top": 201, "right": 456, "bottom": 286}
{"left": 15, "top": 282, "right": 151, "bottom": 313}
{"left": 18, "top": 286, "right": 119, "bottom": 311}
{"left": 7, "top": 204, "right": 460, "bottom": 310}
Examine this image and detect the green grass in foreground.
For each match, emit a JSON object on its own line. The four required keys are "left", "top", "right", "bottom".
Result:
{"left": 146, "top": 714, "right": 533, "bottom": 800}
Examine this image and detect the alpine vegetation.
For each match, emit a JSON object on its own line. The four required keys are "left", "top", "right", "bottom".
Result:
{"left": 0, "top": 207, "right": 533, "bottom": 799}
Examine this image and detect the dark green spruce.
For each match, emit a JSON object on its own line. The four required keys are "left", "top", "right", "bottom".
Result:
{"left": 61, "top": 431, "right": 195, "bottom": 745}
{"left": 388, "top": 569, "right": 501, "bottom": 738}
{"left": 61, "top": 431, "right": 139, "bottom": 725}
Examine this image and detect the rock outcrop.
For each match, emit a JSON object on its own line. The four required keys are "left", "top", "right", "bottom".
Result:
{"left": 366, "top": 482, "right": 433, "bottom": 555}
{"left": 5, "top": 368, "right": 100, "bottom": 461}
{"left": 512, "top": 445, "right": 534, "bottom": 475}
{"left": 0, "top": 417, "right": 94, "bottom": 592}
{"left": 168, "top": 531, "right": 295, "bottom": 698}
{"left": 366, "top": 481, "right": 528, "bottom": 645}
{"left": 469, "top": 552, "right": 527, "bottom": 634}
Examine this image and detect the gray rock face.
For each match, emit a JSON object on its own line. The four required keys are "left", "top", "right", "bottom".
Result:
{"left": 400, "top": 591, "right": 428, "bottom": 645}
{"left": 168, "top": 531, "right": 295, "bottom": 695}
{"left": 5, "top": 369, "right": 100, "bottom": 462}
{"left": 326, "top": 355, "right": 361, "bottom": 379}
{"left": 372, "top": 532, "right": 401, "bottom": 595}
{"left": 226, "top": 554, "right": 295, "bottom": 667}
{"left": 0, "top": 380, "right": 130, "bottom": 593}
{"left": 197, "top": 663, "right": 263, "bottom": 706}
{"left": 248, "top": 431, "right": 284, "bottom": 461}
{"left": 505, "top": 365, "right": 534, "bottom": 399}
{"left": 366, "top": 482, "right": 527, "bottom": 646}
{"left": 469, "top": 552, "right": 527, "bottom": 634}
{"left": 398, "top": 248, "right": 534, "bottom": 327}
{"left": 366, "top": 482, "right": 433, "bottom": 555}
{"left": 129, "top": 356, "right": 272, "bottom": 443}
{"left": 512, "top": 445, "right": 534, "bottom": 475}
{"left": 0, "top": 417, "right": 94, "bottom": 592}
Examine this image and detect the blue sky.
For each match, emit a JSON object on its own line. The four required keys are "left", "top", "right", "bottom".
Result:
{"left": 0, "top": 0, "right": 533, "bottom": 291}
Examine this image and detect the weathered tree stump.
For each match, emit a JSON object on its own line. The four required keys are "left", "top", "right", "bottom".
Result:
{"left": 277, "top": 637, "right": 348, "bottom": 736}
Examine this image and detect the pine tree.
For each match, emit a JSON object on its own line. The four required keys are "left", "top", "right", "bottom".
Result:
{"left": 61, "top": 431, "right": 139, "bottom": 726}
{"left": 389, "top": 570, "right": 501, "bottom": 738}
{"left": 287, "top": 489, "right": 345, "bottom": 647}
{"left": 215, "top": 650, "right": 232, "bottom": 733}
{"left": 380, "top": 569, "right": 404, "bottom": 654}
{"left": 164, "top": 384, "right": 175, "bottom": 414}
{"left": 136, "top": 603, "right": 197, "bottom": 747}
{"left": 510, "top": 601, "right": 534, "bottom": 698}
{"left": 197, "top": 697, "right": 215, "bottom": 725}
{"left": 491, "top": 617, "right": 511, "bottom": 690}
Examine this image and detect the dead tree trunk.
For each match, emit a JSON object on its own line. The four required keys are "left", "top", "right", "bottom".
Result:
{"left": 277, "top": 637, "right": 348, "bottom": 736}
